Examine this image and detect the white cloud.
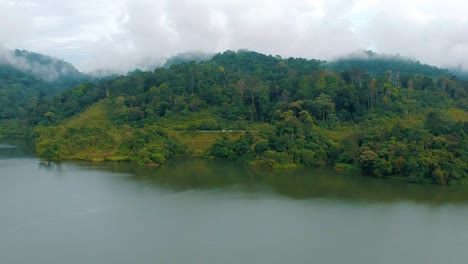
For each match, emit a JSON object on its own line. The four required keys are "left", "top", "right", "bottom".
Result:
{"left": 1, "top": 0, "right": 467, "bottom": 72}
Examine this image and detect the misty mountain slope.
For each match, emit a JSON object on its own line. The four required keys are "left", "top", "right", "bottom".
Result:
{"left": 0, "top": 49, "right": 91, "bottom": 120}
{"left": 4, "top": 49, "right": 89, "bottom": 86}
{"left": 32, "top": 50, "right": 468, "bottom": 185}
{"left": 326, "top": 50, "right": 462, "bottom": 79}
{"left": 163, "top": 51, "right": 214, "bottom": 68}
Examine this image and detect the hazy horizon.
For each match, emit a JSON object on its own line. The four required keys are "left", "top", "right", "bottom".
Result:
{"left": 1, "top": 0, "right": 467, "bottom": 73}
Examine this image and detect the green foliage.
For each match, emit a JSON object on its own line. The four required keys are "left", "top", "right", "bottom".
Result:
{"left": 0, "top": 119, "right": 25, "bottom": 137}
{"left": 210, "top": 136, "right": 234, "bottom": 158}
{"left": 357, "top": 150, "right": 378, "bottom": 175}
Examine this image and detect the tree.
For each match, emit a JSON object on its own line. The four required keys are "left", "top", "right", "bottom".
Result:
{"left": 312, "top": 93, "right": 335, "bottom": 122}
{"left": 358, "top": 150, "right": 378, "bottom": 176}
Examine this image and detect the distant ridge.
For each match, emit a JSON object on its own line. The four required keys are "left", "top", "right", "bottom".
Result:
{"left": 0, "top": 49, "right": 91, "bottom": 119}
{"left": 0, "top": 49, "right": 88, "bottom": 85}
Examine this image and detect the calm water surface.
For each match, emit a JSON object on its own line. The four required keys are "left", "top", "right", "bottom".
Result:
{"left": 1, "top": 139, "right": 468, "bottom": 264}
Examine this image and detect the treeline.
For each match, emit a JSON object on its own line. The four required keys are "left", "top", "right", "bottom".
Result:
{"left": 30, "top": 50, "right": 467, "bottom": 184}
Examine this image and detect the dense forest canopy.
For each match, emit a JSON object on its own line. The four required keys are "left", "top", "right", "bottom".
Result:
{"left": 1, "top": 49, "right": 467, "bottom": 184}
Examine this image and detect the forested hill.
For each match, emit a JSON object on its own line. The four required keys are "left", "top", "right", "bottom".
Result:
{"left": 326, "top": 50, "right": 465, "bottom": 79}
{"left": 27, "top": 50, "right": 468, "bottom": 184}
{"left": 0, "top": 49, "right": 90, "bottom": 121}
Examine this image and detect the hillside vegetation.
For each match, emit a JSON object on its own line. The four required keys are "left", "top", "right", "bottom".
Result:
{"left": 34, "top": 100, "right": 183, "bottom": 165}
{"left": 23, "top": 50, "right": 468, "bottom": 184}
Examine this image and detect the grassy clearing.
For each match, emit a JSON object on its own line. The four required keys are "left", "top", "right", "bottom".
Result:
{"left": 168, "top": 130, "right": 244, "bottom": 156}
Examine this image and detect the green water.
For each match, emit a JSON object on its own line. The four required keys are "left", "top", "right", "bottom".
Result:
{"left": 1, "top": 139, "right": 468, "bottom": 264}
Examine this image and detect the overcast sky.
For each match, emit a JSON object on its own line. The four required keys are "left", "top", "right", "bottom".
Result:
{"left": 1, "top": 0, "right": 467, "bottom": 73}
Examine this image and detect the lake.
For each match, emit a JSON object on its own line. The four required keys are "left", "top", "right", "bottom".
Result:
{"left": 1, "top": 139, "right": 468, "bottom": 264}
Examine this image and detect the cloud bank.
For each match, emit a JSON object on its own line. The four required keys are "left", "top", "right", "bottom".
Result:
{"left": 1, "top": 0, "right": 467, "bottom": 73}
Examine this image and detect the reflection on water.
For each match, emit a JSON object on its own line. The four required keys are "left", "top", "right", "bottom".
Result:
{"left": 2, "top": 138, "right": 468, "bottom": 205}
{"left": 0, "top": 138, "right": 34, "bottom": 158}
{"left": 64, "top": 158, "right": 468, "bottom": 205}
{"left": 0, "top": 145, "right": 16, "bottom": 148}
